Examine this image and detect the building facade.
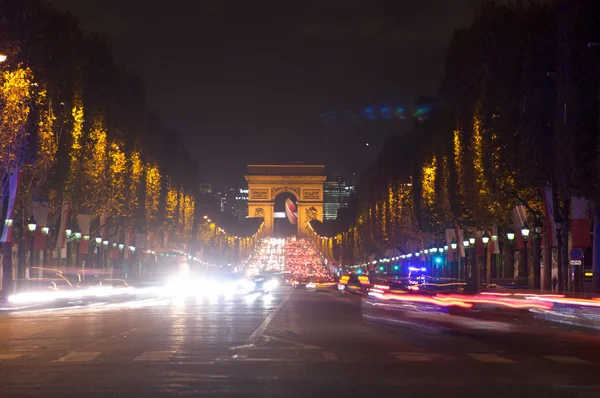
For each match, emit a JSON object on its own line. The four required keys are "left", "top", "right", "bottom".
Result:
{"left": 323, "top": 176, "right": 353, "bottom": 220}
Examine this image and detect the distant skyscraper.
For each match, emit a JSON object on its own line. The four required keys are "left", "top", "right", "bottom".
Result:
{"left": 219, "top": 186, "right": 248, "bottom": 220}
{"left": 323, "top": 176, "right": 353, "bottom": 220}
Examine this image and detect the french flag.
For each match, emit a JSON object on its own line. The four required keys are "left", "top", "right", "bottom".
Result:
{"left": 0, "top": 171, "right": 21, "bottom": 243}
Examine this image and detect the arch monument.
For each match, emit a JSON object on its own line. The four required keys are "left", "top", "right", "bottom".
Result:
{"left": 245, "top": 164, "right": 326, "bottom": 236}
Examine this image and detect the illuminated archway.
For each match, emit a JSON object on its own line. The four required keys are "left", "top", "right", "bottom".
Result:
{"left": 245, "top": 164, "right": 326, "bottom": 237}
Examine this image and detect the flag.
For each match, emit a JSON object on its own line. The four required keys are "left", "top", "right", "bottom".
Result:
{"left": 0, "top": 171, "right": 21, "bottom": 243}
{"left": 77, "top": 214, "right": 91, "bottom": 254}
{"left": 32, "top": 201, "right": 49, "bottom": 227}
{"left": 445, "top": 228, "right": 456, "bottom": 261}
{"left": 455, "top": 225, "right": 465, "bottom": 257}
{"left": 135, "top": 233, "right": 147, "bottom": 250}
{"left": 542, "top": 186, "right": 558, "bottom": 248}
{"left": 512, "top": 204, "right": 527, "bottom": 250}
{"left": 474, "top": 230, "right": 485, "bottom": 256}
{"left": 124, "top": 229, "right": 132, "bottom": 260}
{"left": 490, "top": 226, "right": 500, "bottom": 254}
{"left": 33, "top": 228, "right": 46, "bottom": 250}
{"left": 572, "top": 196, "right": 592, "bottom": 248}
{"left": 56, "top": 200, "right": 70, "bottom": 249}
{"left": 99, "top": 214, "right": 107, "bottom": 238}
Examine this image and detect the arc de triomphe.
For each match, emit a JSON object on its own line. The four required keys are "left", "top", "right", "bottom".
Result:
{"left": 245, "top": 164, "right": 326, "bottom": 236}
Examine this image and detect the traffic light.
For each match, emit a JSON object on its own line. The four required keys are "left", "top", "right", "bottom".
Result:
{"left": 379, "top": 266, "right": 384, "bottom": 271}
{"left": 393, "top": 265, "right": 399, "bottom": 271}
{"left": 357, "top": 269, "right": 363, "bottom": 274}
{"left": 434, "top": 256, "right": 442, "bottom": 264}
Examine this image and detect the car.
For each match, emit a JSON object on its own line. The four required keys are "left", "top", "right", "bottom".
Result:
{"left": 338, "top": 274, "right": 370, "bottom": 295}
{"left": 293, "top": 277, "right": 310, "bottom": 289}
{"left": 306, "top": 277, "right": 336, "bottom": 292}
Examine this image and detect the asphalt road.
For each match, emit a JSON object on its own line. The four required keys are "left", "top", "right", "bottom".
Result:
{"left": 1, "top": 288, "right": 600, "bottom": 397}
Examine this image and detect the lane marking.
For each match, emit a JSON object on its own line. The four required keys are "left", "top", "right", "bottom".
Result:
{"left": 0, "top": 353, "right": 25, "bottom": 360}
{"left": 469, "top": 353, "right": 514, "bottom": 363}
{"left": 247, "top": 294, "right": 290, "bottom": 345}
{"left": 135, "top": 351, "right": 176, "bottom": 361}
{"left": 395, "top": 353, "right": 433, "bottom": 362}
{"left": 56, "top": 351, "right": 101, "bottom": 363}
{"left": 76, "top": 327, "right": 139, "bottom": 351}
{"left": 544, "top": 355, "right": 592, "bottom": 365}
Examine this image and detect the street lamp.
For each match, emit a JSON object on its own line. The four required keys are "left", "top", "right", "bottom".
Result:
{"left": 66, "top": 229, "right": 72, "bottom": 237}
{"left": 521, "top": 223, "right": 530, "bottom": 280}
{"left": 74, "top": 230, "right": 81, "bottom": 268}
{"left": 450, "top": 240, "right": 458, "bottom": 280}
{"left": 27, "top": 216, "right": 36, "bottom": 271}
{"left": 27, "top": 217, "right": 37, "bottom": 233}
{"left": 463, "top": 240, "right": 470, "bottom": 284}
{"left": 482, "top": 232, "right": 490, "bottom": 289}
{"left": 41, "top": 227, "right": 50, "bottom": 268}
{"left": 95, "top": 237, "right": 102, "bottom": 245}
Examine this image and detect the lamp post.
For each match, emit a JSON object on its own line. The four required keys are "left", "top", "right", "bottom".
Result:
{"left": 469, "top": 237, "right": 476, "bottom": 291}
{"left": 95, "top": 237, "right": 102, "bottom": 268}
{"left": 491, "top": 231, "right": 498, "bottom": 278}
{"left": 506, "top": 229, "right": 515, "bottom": 278}
{"left": 521, "top": 224, "right": 530, "bottom": 283}
{"left": 533, "top": 217, "right": 543, "bottom": 290}
{"left": 482, "top": 232, "right": 490, "bottom": 289}
{"left": 451, "top": 240, "right": 458, "bottom": 279}
{"left": 103, "top": 240, "right": 109, "bottom": 269}
{"left": 129, "top": 246, "right": 136, "bottom": 278}
{"left": 41, "top": 227, "right": 50, "bottom": 268}
{"left": 74, "top": 231, "right": 82, "bottom": 269}
{"left": 463, "top": 239, "right": 470, "bottom": 284}
{"left": 27, "top": 217, "right": 37, "bottom": 276}
{"left": 118, "top": 243, "right": 125, "bottom": 277}
{"left": 65, "top": 228, "right": 72, "bottom": 267}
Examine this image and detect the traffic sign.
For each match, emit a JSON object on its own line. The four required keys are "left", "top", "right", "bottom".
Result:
{"left": 570, "top": 260, "right": 582, "bottom": 266}
{"left": 570, "top": 248, "right": 584, "bottom": 260}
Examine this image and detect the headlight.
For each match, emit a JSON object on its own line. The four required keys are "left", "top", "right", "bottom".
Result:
{"left": 264, "top": 279, "right": 279, "bottom": 291}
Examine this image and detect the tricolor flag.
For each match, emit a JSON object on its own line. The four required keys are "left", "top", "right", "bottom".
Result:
{"left": 572, "top": 197, "right": 591, "bottom": 248}
{"left": 56, "top": 200, "right": 71, "bottom": 250}
{"left": 0, "top": 171, "right": 21, "bottom": 243}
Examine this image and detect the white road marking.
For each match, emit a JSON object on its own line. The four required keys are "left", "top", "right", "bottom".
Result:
{"left": 469, "top": 353, "right": 514, "bottom": 363}
{"left": 247, "top": 294, "right": 289, "bottom": 345}
{"left": 0, "top": 353, "right": 25, "bottom": 360}
{"left": 56, "top": 351, "right": 101, "bottom": 363}
{"left": 395, "top": 353, "right": 433, "bottom": 362}
{"left": 135, "top": 351, "right": 176, "bottom": 361}
{"left": 544, "top": 355, "right": 592, "bottom": 365}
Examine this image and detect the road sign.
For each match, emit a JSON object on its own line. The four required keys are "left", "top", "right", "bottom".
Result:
{"left": 570, "top": 248, "right": 584, "bottom": 260}
{"left": 570, "top": 260, "right": 582, "bottom": 266}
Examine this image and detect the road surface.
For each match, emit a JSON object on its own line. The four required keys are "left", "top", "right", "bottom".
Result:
{"left": 1, "top": 289, "right": 599, "bottom": 397}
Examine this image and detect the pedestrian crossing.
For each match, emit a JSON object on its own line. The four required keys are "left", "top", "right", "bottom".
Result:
{"left": 0, "top": 349, "right": 597, "bottom": 365}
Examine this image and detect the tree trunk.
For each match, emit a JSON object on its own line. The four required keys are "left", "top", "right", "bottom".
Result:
{"left": 1, "top": 242, "right": 13, "bottom": 298}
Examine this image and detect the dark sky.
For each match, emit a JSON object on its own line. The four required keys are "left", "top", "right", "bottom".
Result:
{"left": 49, "top": 0, "right": 484, "bottom": 186}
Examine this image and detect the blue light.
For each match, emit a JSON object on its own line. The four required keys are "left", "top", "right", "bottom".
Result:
{"left": 380, "top": 107, "right": 392, "bottom": 119}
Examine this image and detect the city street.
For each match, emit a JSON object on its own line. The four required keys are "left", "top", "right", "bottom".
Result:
{"left": 1, "top": 288, "right": 600, "bottom": 397}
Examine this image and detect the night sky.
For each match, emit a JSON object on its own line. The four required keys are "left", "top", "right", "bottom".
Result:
{"left": 49, "top": 0, "right": 484, "bottom": 186}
